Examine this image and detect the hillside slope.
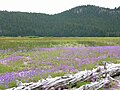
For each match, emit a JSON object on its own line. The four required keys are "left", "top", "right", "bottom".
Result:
{"left": 0, "top": 5, "right": 120, "bottom": 37}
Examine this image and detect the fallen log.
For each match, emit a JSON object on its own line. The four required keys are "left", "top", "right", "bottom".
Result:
{"left": 76, "top": 75, "right": 120, "bottom": 90}
{"left": 7, "top": 63, "right": 120, "bottom": 90}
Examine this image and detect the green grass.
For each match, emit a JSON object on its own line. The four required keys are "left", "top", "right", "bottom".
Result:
{"left": 10, "top": 60, "right": 26, "bottom": 72}
{"left": 0, "top": 37, "right": 120, "bottom": 50}
{"left": 81, "top": 58, "right": 119, "bottom": 71}
{"left": 0, "top": 86, "right": 5, "bottom": 90}
{"left": 76, "top": 81, "right": 91, "bottom": 88}
{"left": 0, "top": 64, "right": 13, "bottom": 74}
{"left": 8, "top": 81, "right": 17, "bottom": 88}
{"left": 50, "top": 72, "right": 66, "bottom": 78}
{"left": 67, "top": 81, "right": 91, "bottom": 89}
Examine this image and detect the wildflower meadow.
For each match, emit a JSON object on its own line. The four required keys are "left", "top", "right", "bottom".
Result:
{"left": 0, "top": 37, "right": 120, "bottom": 89}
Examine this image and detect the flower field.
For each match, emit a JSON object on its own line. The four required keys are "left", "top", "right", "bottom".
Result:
{"left": 0, "top": 37, "right": 120, "bottom": 89}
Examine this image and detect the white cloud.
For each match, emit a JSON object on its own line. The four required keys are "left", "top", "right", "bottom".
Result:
{"left": 0, "top": 0, "right": 120, "bottom": 14}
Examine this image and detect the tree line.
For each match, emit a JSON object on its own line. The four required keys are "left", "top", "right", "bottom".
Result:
{"left": 0, "top": 5, "right": 120, "bottom": 37}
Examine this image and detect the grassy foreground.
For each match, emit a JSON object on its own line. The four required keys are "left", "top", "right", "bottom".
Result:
{"left": 0, "top": 37, "right": 120, "bottom": 89}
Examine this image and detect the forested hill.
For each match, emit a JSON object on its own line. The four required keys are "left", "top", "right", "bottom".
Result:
{"left": 0, "top": 5, "right": 120, "bottom": 37}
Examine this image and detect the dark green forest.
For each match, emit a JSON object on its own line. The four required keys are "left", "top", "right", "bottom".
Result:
{"left": 0, "top": 5, "right": 120, "bottom": 37}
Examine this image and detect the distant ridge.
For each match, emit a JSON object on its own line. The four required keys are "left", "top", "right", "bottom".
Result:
{"left": 0, "top": 5, "right": 120, "bottom": 37}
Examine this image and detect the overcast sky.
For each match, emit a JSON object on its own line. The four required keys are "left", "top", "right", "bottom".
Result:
{"left": 0, "top": 0, "right": 120, "bottom": 14}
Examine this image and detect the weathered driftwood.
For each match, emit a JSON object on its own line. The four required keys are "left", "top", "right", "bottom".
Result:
{"left": 7, "top": 63, "right": 120, "bottom": 90}
{"left": 76, "top": 75, "right": 120, "bottom": 90}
